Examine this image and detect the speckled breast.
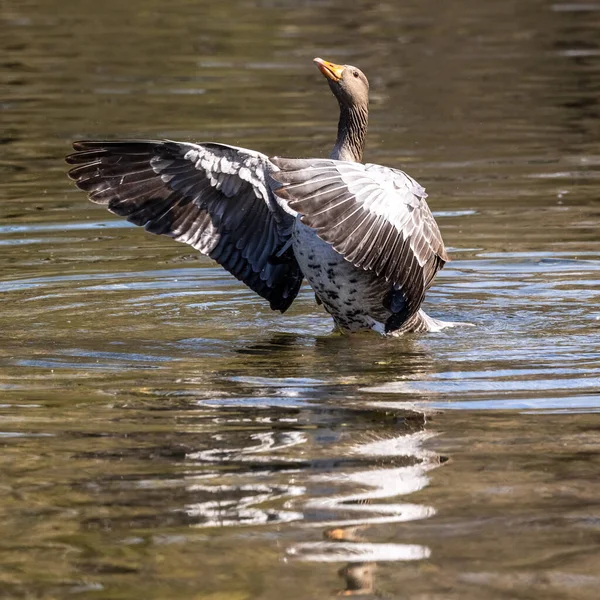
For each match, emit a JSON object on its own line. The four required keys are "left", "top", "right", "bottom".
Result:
{"left": 292, "top": 219, "right": 391, "bottom": 333}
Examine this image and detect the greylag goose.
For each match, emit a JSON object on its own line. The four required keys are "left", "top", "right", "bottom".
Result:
{"left": 67, "top": 58, "right": 456, "bottom": 335}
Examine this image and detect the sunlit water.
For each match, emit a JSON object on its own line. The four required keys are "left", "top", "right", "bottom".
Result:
{"left": 1, "top": 0, "right": 599, "bottom": 598}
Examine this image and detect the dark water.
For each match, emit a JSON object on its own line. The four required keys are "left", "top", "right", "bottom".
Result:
{"left": 1, "top": 0, "right": 600, "bottom": 598}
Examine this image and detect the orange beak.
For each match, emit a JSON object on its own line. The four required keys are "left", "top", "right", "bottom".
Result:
{"left": 314, "top": 57, "right": 345, "bottom": 82}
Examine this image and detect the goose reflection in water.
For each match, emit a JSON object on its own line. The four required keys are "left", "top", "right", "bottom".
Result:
{"left": 176, "top": 332, "right": 444, "bottom": 595}
{"left": 181, "top": 406, "right": 442, "bottom": 595}
{"left": 287, "top": 429, "right": 442, "bottom": 596}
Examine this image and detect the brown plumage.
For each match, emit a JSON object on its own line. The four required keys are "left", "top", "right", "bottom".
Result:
{"left": 66, "top": 58, "right": 457, "bottom": 334}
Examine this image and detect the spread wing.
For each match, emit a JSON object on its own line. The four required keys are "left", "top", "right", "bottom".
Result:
{"left": 271, "top": 157, "right": 448, "bottom": 317}
{"left": 67, "top": 140, "right": 303, "bottom": 312}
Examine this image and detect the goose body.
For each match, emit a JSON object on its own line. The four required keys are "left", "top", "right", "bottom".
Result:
{"left": 67, "top": 58, "right": 458, "bottom": 335}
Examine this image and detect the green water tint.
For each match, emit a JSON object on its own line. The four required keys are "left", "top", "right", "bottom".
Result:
{"left": 1, "top": 0, "right": 599, "bottom": 597}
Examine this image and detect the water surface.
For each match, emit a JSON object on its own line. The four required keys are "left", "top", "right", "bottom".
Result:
{"left": 1, "top": 0, "right": 599, "bottom": 598}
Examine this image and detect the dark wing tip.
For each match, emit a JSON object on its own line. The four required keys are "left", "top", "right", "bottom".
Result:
{"left": 66, "top": 140, "right": 101, "bottom": 165}
{"left": 68, "top": 139, "right": 165, "bottom": 157}
{"left": 65, "top": 150, "right": 98, "bottom": 167}
{"left": 72, "top": 140, "right": 96, "bottom": 151}
{"left": 270, "top": 284, "right": 301, "bottom": 313}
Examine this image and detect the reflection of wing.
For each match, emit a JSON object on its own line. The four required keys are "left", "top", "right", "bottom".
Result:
{"left": 272, "top": 157, "right": 448, "bottom": 316}
{"left": 67, "top": 140, "right": 303, "bottom": 312}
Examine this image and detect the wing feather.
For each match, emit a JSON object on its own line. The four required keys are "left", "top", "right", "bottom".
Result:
{"left": 67, "top": 140, "right": 303, "bottom": 311}
{"left": 271, "top": 157, "right": 448, "bottom": 316}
